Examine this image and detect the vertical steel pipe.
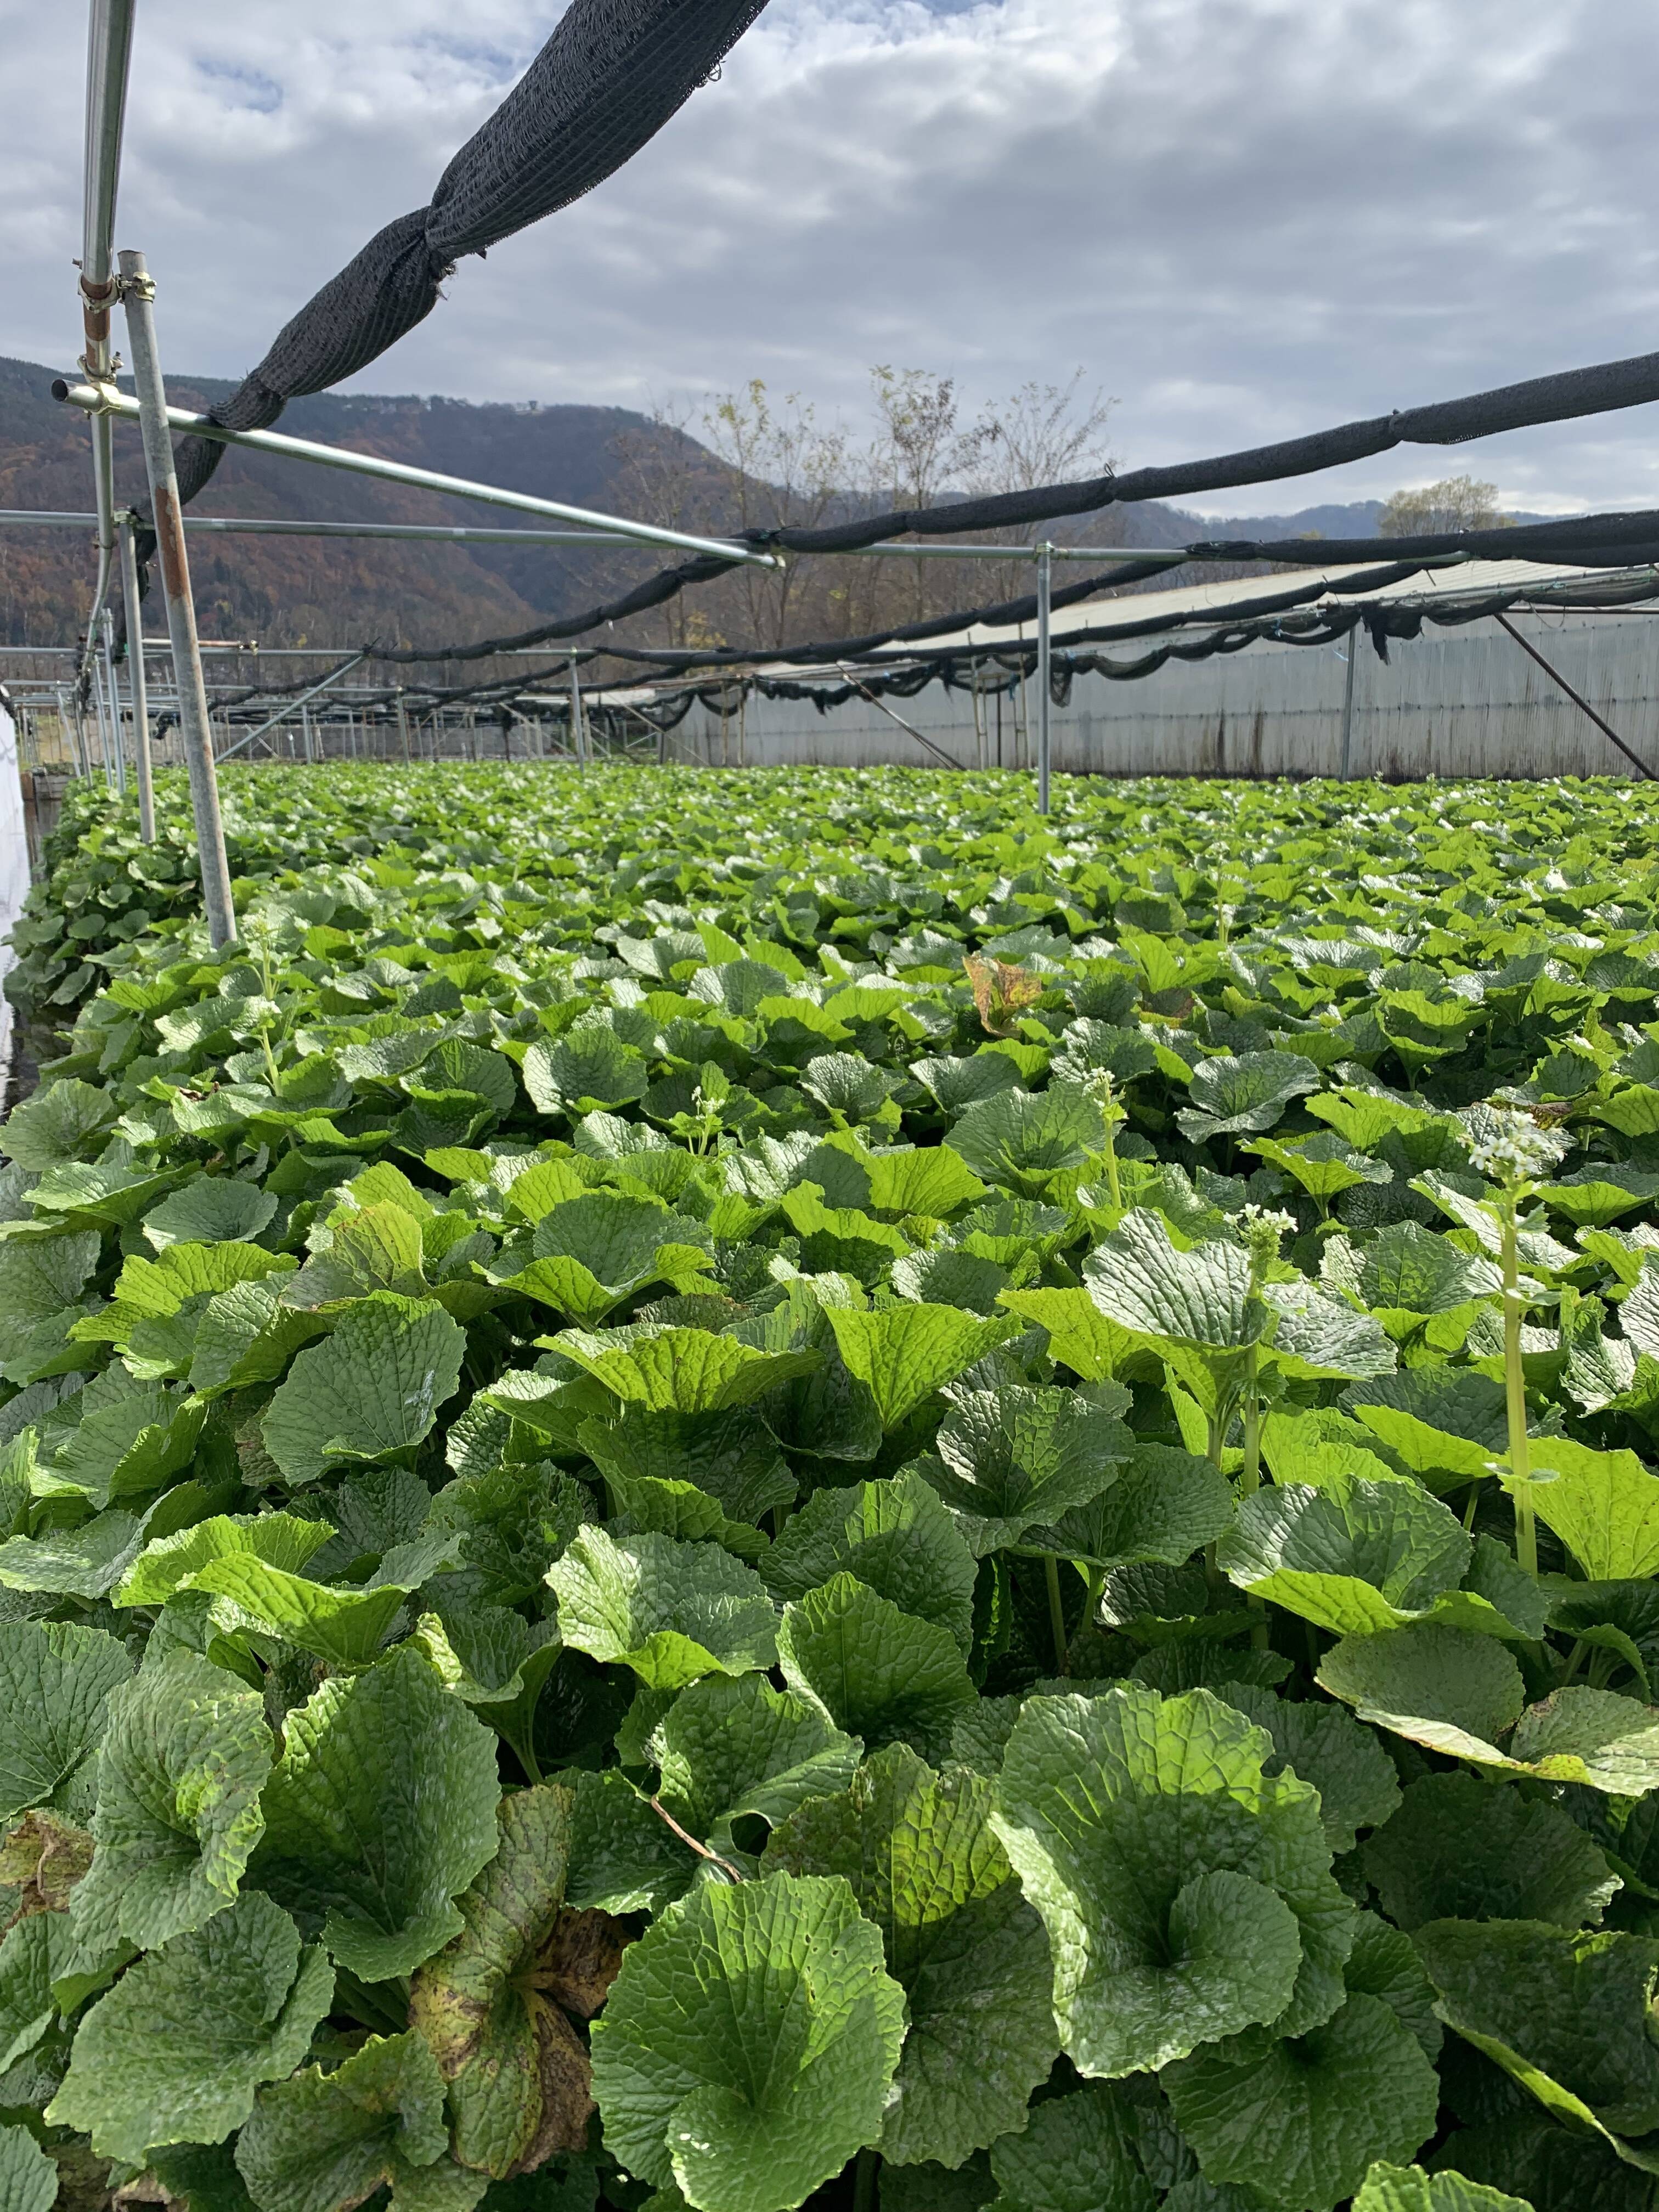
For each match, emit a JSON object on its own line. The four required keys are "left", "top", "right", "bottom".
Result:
{"left": 77, "top": 2, "right": 138, "bottom": 695}
{"left": 1338, "top": 629, "right": 1359, "bottom": 780}
{"left": 568, "top": 654, "right": 588, "bottom": 766}
{"left": 99, "top": 607, "right": 127, "bottom": 795}
{"left": 119, "top": 517, "right": 155, "bottom": 839}
{"left": 88, "top": 642, "right": 114, "bottom": 786}
{"left": 119, "top": 251, "right": 236, "bottom": 948}
{"left": 1036, "top": 541, "right": 1053, "bottom": 813}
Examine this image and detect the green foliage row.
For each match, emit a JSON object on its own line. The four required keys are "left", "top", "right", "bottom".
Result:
{"left": 4, "top": 761, "right": 1659, "bottom": 2212}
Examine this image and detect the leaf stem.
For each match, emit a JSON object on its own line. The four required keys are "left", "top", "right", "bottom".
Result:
{"left": 1102, "top": 1126, "right": 1122, "bottom": 1216}
{"left": 1044, "top": 1553, "right": 1070, "bottom": 1675}
{"left": 648, "top": 1795, "right": 746, "bottom": 1884}
{"left": 853, "top": 2147, "right": 879, "bottom": 2212}
{"left": 1239, "top": 1360, "right": 1262, "bottom": 1498}
{"left": 1500, "top": 1204, "right": 1537, "bottom": 1577}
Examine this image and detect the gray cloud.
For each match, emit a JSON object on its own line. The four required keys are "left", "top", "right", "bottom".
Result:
{"left": 4, "top": 0, "right": 1659, "bottom": 514}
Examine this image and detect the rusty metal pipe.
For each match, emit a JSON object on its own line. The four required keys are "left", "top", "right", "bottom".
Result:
{"left": 118, "top": 250, "right": 235, "bottom": 946}
{"left": 118, "top": 514, "right": 155, "bottom": 840}
{"left": 99, "top": 606, "right": 126, "bottom": 797}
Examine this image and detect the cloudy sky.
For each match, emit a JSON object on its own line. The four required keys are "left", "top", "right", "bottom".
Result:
{"left": 4, "top": 0, "right": 1658, "bottom": 516}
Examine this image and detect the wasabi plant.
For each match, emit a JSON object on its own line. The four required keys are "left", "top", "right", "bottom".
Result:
{"left": 4, "top": 764, "right": 1659, "bottom": 2212}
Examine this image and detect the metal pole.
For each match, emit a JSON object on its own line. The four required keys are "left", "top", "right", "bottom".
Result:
{"left": 569, "top": 655, "right": 587, "bottom": 767}
{"left": 117, "top": 251, "right": 236, "bottom": 948}
{"left": 52, "top": 385, "right": 777, "bottom": 570}
{"left": 74, "top": 1, "right": 137, "bottom": 709}
{"left": 218, "top": 653, "right": 366, "bottom": 764}
{"left": 99, "top": 607, "right": 127, "bottom": 795}
{"left": 833, "top": 665, "right": 964, "bottom": 770}
{"left": 1036, "top": 541, "right": 1053, "bottom": 813}
{"left": 1493, "top": 610, "right": 1657, "bottom": 780}
{"left": 119, "top": 517, "right": 155, "bottom": 839}
{"left": 1338, "top": 625, "right": 1359, "bottom": 780}
{"left": 396, "top": 697, "right": 411, "bottom": 764}
{"left": 88, "top": 641, "right": 114, "bottom": 787}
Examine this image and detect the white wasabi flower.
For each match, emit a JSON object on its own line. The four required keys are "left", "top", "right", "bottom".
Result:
{"left": 1468, "top": 1116, "right": 1569, "bottom": 1186}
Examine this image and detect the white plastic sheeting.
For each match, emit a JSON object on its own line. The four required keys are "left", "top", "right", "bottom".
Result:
{"left": 0, "top": 699, "right": 29, "bottom": 1088}
{"left": 679, "top": 602, "right": 1659, "bottom": 782}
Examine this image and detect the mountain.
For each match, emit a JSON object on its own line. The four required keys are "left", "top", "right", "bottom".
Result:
{"left": 1118, "top": 499, "right": 1387, "bottom": 548}
{"left": 0, "top": 353, "right": 1569, "bottom": 656}
{"left": 0, "top": 354, "right": 703, "bottom": 652}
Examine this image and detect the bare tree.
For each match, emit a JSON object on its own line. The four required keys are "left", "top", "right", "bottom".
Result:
{"left": 956, "top": 371, "right": 1119, "bottom": 601}
{"left": 606, "top": 365, "right": 1122, "bottom": 660}
{"left": 701, "top": 382, "right": 850, "bottom": 647}
{"left": 1378, "top": 474, "right": 1514, "bottom": 538}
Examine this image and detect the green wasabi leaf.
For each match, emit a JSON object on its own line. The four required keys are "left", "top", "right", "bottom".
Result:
{"left": 579, "top": 1402, "right": 793, "bottom": 1543}
{"left": 0, "top": 1620, "right": 131, "bottom": 1821}
{"left": 563, "top": 1768, "right": 694, "bottom": 1917}
{"left": 1175, "top": 1052, "right": 1321, "bottom": 1142}
{"left": 918, "top": 1383, "right": 1133, "bottom": 1556}
{"left": 1161, "top": 1996, "right": 1441, "bottom": 2212}
{"left": 1246, "top": 1131, "right": 1394, "bottom": 1207}
{"left": 996, "top": 1287, "right": 1140, "bottom": 1383}
{"left": 235, "top": 2030, "right": 484, "bottom": 2212}
{"left": 0, "top": 1912, "right": 80, "bottom": 2074}
{"left": 988, "top": 2081, "right": 1154, "bottom": 2212}
{"left": 0, "top": 2121, "right": 58, "bottom": 2212}
{"left": 990, "top": 1685, "right": 1353, "bottom": 2074}
{"left": 1341, "top": 1372, "right": 1509, "bottom": 1486}
{"left": 1214, "top": 1683, "right": 1401, "bottom": 1856}
{"left": 188, "top": 1278, "right": 328, "bottom": 1398}
{"left": 262, "top": 1293, "right": 466, "bottom": 1485}
{"left": 1319, "top": 1626, "right": 1659, "bottom": 1790}
{"left": 1259, "top": 1280, "right": 1396, "bottom": 1382}
{"left": 1345, "top": 1911, "right": 1444, "bottom": 2063}
{"left": 1523, "top": 1437, "right": 1659, "bottom": 1582}
{"left": 1354, "top": 1223, "right": 1492, "bottom": 1321}
{"left": 1027, "top": 1442, "right": 1235, "bottom": 1572}
{"left": 71, "top": 1650, "right": 272, "bottom": 1950}
{"left": 777, "top": 1574, "right": 976, "bottom": 1760}
{"left": 1084, "top": 1213, "right": 1268, "bottom": 1353}
{"left": 44, "top": 1369, "right": 208, "bottom": 1509}
{"left": 1316, "top": 1624, "right": 1527, "bottom": 1764}
{"left": 142, "top": 1178, "right": 279, "bottom": 1250}
{"left": 0, "top": 1509, "right": 148, "bottom": 1601}
{"left": 761, "top": 1470, "right": 978, "bottom": 1649}
{"left": 1352, "top": 2165, "right": 1532, "bottom": 2212}
{"left": 763, "top": 1744, "right": 1057, "bottom": 2167}
{"left": 116, "top": 1513, "right": 335, "bottom": 1607}
{"left": 1415, "top": 1919, "right": 1659, "bottom": 2148}
{"left": 590, "top": 1869, "right": 905, "bottom": 2212}
{"left": 825, "top": 1306, "right": 1012, "bottom": 1431}
{"left": 549, "top": 1528, "right": 778, "bottom": 1690}
{"left": 503, "top": 1192, "right": 713, "bottom": 1323}
{"left": 949, "top": 1086, "right": 1106, "bottom": 1199}
{"left": 255, "top": 1645, "right": 501, "bottom": 1980}
{"left": 0, "top": 1231, "right": 101, "bottom": 1384}
{"left": 1362, "top": 1773, "right": 1622, "bottom": 1931}
{"left": 523, "top": 1032, "right": 648, "bottom": 1118}
{"left": 550, "top": 1329, "right": 818, "bottom": 1415}
{"left": 652, "top": 1674, "right": 862, "bottom": 1855}
{"left": 183, "top": 1556, "right": 413, "bottom": 1671}
{"left": 1, "top": 1081, "right": 117, "bottom": 1171}
{"left": 1217, "top": 1479, "right": 1529, "bottom": 1638}
{"left": 47, "top": 1890, "right": 333, "bottom": 2165}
